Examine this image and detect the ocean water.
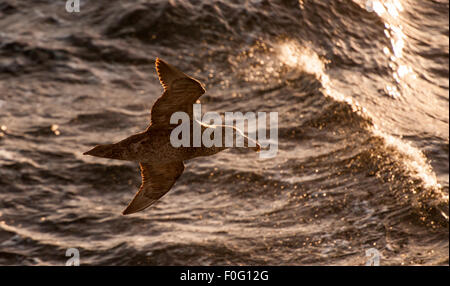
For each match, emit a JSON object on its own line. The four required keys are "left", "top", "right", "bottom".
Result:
{"left": 0, "top": 0, "right": 448, "bottom": 265}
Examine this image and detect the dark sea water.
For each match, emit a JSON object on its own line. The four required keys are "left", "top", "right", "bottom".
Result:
{"left": 0, "top": 0, "right": 448, "bottom": 265}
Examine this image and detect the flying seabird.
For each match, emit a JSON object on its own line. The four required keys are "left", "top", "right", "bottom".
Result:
{"left": 84, "top": 58, "right": 261, "bottom": 215}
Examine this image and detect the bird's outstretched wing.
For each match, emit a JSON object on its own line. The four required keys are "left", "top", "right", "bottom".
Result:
{"left": 150, "top": 58, "right": 205, "bottom": 129}
{"left": 122, "top": 161, "right": 185, "bottom": 215}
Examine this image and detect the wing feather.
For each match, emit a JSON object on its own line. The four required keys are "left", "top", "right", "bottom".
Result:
{"left": 150, "top": 58, "right": 205, "bottom": 129}
{"left": 122, "top": 161, "right": 184, "bottom": 215}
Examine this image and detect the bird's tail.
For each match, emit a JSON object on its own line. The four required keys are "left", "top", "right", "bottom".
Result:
{"left": 83, "top": 131, "right": 148, "bottom": 161}
{"left": 83, "top": 143, "right": 130, "bottom": 160}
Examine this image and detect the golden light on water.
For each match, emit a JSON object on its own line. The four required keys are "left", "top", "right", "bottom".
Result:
{"left": 0, "top": 125, "right": 6, "bottom": 137}
{"left": 279, "top": 43, "right": 300, "bottom": 67}
{"left": 367, "top": 0, "right": 418, "bottom": 99}
{"left": 277, "top": 41, "right": 326, "bottom": 76}
{"left": 234, "top": 34, "right": 446, "bottom": 218}
{"left": 51, "top": 124, "right": 60, "bottom": 136}
{"left": 367, "top": 0, "right": 404, "bottom": 17}
{"left": 375, "top": 129, "right": 443, "bottom": 191}
{"left": 233, "top": 40, "right": 328, "bottom": 84}
{"left": 275, "top": 37, "right": 445, "bottom": 203}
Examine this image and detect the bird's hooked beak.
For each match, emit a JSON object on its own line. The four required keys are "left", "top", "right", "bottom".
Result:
{"left": 253, "top": 142, "right": 261, "bottom": 152}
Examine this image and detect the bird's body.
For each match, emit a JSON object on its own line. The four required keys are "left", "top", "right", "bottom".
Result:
{"left": 84, "top": 58, "right": 259, "bottom": 215}
{"left": 87, "top": 126, "right": 228, "bottom": 164}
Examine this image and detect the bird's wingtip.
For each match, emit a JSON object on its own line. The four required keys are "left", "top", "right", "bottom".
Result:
{"left": 122, "top": 203, "right": 134, "bottom": 215}
{"left": 155, "top": 57, "right": 168, "bottom": 70}
{"left": 121, "top": 203, "right": 145, "bottom": 215}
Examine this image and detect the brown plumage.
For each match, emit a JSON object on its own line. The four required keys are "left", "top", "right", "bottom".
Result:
{"left": 83, "top": 58, "right": 260, "bottom": 215}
